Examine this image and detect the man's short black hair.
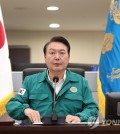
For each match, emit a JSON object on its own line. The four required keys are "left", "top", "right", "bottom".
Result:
{"left": 43, "top": 36, "right": 71, "bottom": 55}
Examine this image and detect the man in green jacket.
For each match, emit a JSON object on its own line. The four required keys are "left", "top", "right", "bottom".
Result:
{"left": 6, "top": 36, "right": 98, "bottom": 124}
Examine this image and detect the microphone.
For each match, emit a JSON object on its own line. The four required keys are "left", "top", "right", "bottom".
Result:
{"left": 53, "top": 76, "right": 59, "bottom": 83}
{"left": 52, "top": 76, "right": 59, "bottom": 121}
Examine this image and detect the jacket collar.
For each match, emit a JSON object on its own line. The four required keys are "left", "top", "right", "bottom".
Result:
{"left": 65, "top": 69, "right": 79, "bottom": 82}
{"left": 38, "top": 69, "right": 48, "bottom": 83}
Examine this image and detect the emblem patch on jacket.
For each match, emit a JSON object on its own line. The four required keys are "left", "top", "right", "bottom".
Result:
{"left": 18, "top": 88, "right": 26, "bottom": 95}
{"left": 70, "top": 87, "right": 77, "bottom": 93}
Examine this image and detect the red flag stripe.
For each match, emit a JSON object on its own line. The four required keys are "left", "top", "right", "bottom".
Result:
{"left": 0, "top": 21, "right": 5, "bottom": 49}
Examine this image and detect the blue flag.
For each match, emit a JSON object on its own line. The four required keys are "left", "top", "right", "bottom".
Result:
{"left": 98, "top": 0, "right": 120, "bottom": 117}
{"left": 99, "top": 0, "right": 120, "bottom": 94}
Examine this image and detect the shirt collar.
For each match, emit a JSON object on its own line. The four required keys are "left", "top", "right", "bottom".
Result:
{"left": 38, "top": 69, "right": 79, "bottom": 83}
{"left": 47, "top": 70, "right": 66, "bottom": 84}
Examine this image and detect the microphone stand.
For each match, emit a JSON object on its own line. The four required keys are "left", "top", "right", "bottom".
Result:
{"left": 52, "top": 76, "right": 59, "bottom": 121}
{"left": 42, "top": 76, "right": 65, "bottom": 124}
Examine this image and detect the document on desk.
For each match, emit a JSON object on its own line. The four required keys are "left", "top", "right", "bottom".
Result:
{"left": 32, "top": 122, "right": 43, "bottom": 125}
{"left": 32, "top": 121, "right": 99, "bottom": 125}
{"left": 32, "top": 122, "right": 85, "bottom": 125}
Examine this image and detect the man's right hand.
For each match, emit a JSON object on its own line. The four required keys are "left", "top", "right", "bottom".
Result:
{"left": 24, "top": 108, "right": 41, "bottom": 123}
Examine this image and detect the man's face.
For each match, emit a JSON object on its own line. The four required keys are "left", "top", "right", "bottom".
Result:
{"left": 45, "top": 42, "right": 70, "bottom": 72}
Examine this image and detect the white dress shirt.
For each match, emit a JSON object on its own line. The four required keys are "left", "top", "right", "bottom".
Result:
{"left": 48, "top": 70, "right": 66, "bottom": 94}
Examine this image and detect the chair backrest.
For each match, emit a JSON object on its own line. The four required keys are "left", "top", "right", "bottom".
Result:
{"left": 12, "top": 63, "right": 98, "bottom": 71}
{"left": 23, "top": 68, "right": 85, "bottom": 81}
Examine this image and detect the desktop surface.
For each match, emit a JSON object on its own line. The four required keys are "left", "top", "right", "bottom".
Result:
{"left": 0, "top": 125, "right": 120, "bottom": 134}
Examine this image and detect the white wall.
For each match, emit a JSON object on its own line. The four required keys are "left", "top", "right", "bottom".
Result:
{"left": 6, "top": 30, "right": 105, "bottom": 64}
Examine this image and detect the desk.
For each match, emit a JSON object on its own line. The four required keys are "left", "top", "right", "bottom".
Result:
{"left": 0, "top": 125, "right": 120, "bottom": 134}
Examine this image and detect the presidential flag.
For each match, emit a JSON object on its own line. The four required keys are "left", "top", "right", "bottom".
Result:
{"left": 98, "top": 0, "right": 120, "bottom": 117}
{"left": 0, "top": 6, "right": 14, "bottom": 116}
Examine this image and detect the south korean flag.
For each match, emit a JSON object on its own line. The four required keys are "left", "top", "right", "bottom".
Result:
{"left": 18, "top": 88, "right": 26, "bottom": 96}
